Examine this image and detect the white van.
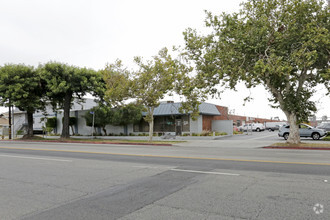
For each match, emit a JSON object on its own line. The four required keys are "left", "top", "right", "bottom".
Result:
{"left": 241, "top": 123, "right": 265, "bottom": 132}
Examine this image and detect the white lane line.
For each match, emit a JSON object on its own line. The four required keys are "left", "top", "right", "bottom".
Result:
{"left": 0, "top": 154, "right": 72, "bottom": 162}
{"left": 132, "top": 165, "right": 175, "bottom": 169}
{"left": 170, "top": 168, "right": 240, "bottom": 176}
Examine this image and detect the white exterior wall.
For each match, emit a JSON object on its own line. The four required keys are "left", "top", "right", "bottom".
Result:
{"left": 104, "top": 124, "right": 125, "bottom": 135}
{"left": 127, "top": 124, "right": 134, "bottom": 134}
{"left": 189, "top": 115, "right": 203, "bottom": 134}
{"left": 75, "top": 110, "right": 89, "bottom": 135}
{"left": 212, "top": 120, "right": 233, "bottom": 135}
{"left": 12, "top": 112, "right": 27, "bottom": 136}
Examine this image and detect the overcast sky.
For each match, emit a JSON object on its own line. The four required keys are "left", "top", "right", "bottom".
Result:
{"left": 1, "top": 0, "right": 329, "bottom": 120}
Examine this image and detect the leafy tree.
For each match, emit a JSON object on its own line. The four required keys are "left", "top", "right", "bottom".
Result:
{"left": 183, "top": 0, "right": 329, "bottom": 144}
{"left": 101, "top": 60, "right": 132, "bottom": 106}
{"left": 132, "top": 48, "right": 183, "bottom": 141}
{"left": 84, "top": 104, "right": 143, "bottom": 135}
{"left": 0, "top": 64, "right": 45, "bottom": 137}
{"left": 40, "top": 62, "right": 103, "bottom": 139}
{"left": 111, "top": 103, "right": 143, "bottom": 134}
{"left": 84, "top": 105, "right": 113, "bottom": 135}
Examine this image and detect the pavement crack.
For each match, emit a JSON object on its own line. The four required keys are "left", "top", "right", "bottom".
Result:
{"left": 254, "top": 204, "right": 264, "bottom": 220}
{"left": 238, "top": 176, "right": 259, "bottom": 195}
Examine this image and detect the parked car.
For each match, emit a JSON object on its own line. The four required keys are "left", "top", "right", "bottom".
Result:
{"left": 265, "top": 122, "right": 287, "bottom": 131}
{"left": 316, "top": 122, "right": 330, "bottom": 132}
{"left": 266, "top": 124, "right": 281, "bottom": 132}
{"left": 240, "top": 123, "right": 265, "bottom": 132}
{"left": 278, "top": 123, "right": 327, "bottom": 140}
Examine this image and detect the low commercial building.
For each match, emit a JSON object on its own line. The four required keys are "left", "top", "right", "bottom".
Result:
{"left": 0, "top": 117, "right": 9, "bottom": 137}
{"left": 133, "top": 101, "right": 223, "bottom": 135}
{"left": 10, "top": 99, "right": 283, "bottom": 136}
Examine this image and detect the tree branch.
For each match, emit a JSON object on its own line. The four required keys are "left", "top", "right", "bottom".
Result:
{"left": 297, "top": 68, "right": 308, "bottom": 94}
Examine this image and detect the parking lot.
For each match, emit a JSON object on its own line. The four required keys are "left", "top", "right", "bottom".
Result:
{"left": 219, "top": 129, "right": 329, "bottom": 143}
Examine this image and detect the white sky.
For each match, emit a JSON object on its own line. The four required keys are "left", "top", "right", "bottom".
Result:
{"left": 0, "top": 0, "right": 329, "bottom": 120}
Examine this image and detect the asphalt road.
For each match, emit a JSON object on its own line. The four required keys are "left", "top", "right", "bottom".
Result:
{"left": 0, "top": 134, "right": 329, "bottom": 220}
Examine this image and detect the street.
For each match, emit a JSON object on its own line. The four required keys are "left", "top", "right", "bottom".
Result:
{"left": 0, "top": 132, "right": 329, "bottom": 219}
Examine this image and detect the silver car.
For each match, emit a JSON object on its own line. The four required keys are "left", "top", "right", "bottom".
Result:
{"left": 278, "top": 123, "right": 327, "bottom": 140}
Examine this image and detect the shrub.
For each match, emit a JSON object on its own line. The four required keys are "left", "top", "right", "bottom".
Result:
{"left": 201, "top": 130, "right": 212, "bottom": 136}
{"left": 46, "top": 117, "right": 57, "bottom": 129}
{"left": 215, "top": 132, "right": 227, "bottom": 136}
{"left": 16, "top": 130, "right": 24, "bottom": 135}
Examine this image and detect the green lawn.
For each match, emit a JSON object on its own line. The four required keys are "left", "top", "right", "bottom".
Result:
{"left": 323, "top": 136, "right": 330, "bottom": 141}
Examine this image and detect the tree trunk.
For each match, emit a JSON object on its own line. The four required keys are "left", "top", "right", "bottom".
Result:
{"left": 26, "top": 111, "right": 34, "bottom": 137}
{"left": 61, "top": 92, "right": 72, "bottom": 139}
{"left": 70, "top": 126, "right": 75, "bottom": 135}
{"left": 285, "top": 112, "right": 301, "bottom": 144}
{"left": 102, "top": 126, "right": 107, "bottom": 136}
{"left": 148, "top": 107, "right": 154, "bottom": 142}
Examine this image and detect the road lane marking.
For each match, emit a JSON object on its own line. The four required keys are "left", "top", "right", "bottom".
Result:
{"left": 171, "top": 168, "right": 240, "bottom": 176}
{"left": 0, "top": 146, "right": 330, "bottom": 166}
{"left": 132, "top": 165, "right": 175, "bottom": 169}
{"left": 0, "top": 154, "right": 72, "bottom": 162}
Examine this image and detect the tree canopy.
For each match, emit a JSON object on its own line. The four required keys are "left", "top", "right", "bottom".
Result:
{"left": 0, "top": 64, "right": 45, "bottom": 137}
{"left": 84, "top": 103, "right": 143, "bottom": 135}
{"left": 101, "top": 60, "right": 132, "bottom": 107}
{"left": 132, "top": 48, "right": 183, "bottom": 141}
{"left": 183, "top": 0, "right": 330, "bottom": 144}
{"left": 111, "top": 103, "right": 143, "bottom": 127}
{"left": 84, "top": 105, "right": 113, "bottom": 135}
{"left": 40, "top": 62, "right": 103, "bottom": 138}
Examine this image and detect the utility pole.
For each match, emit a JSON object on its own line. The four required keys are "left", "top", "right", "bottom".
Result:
{"left": 8, "top": 105, "right": 12, "bottom": 139}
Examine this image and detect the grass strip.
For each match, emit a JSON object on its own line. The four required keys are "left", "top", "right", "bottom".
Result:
{"left": 264, "top": 142, "right": 330, "bottom": 150}
{"left": 271, "top": 142, "right": 330, "bottom": 148}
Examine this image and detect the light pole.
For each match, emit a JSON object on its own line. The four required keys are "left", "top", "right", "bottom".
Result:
{"left": 12, "top": 106, "right": 14, "bottom": 139}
